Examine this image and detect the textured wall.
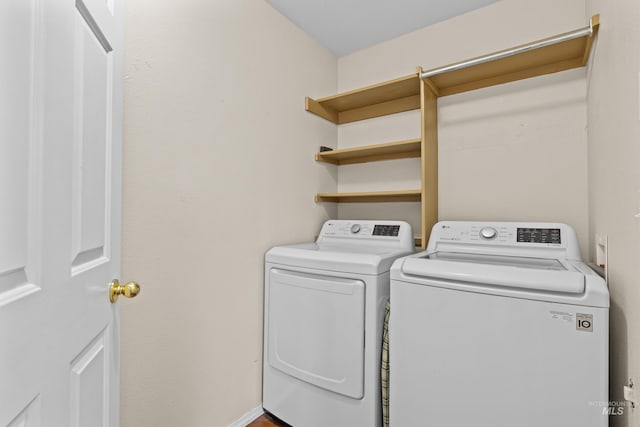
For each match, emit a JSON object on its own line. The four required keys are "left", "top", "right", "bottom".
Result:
{"left": 121, "top": 1, "right": 337, "bottom": 425}
{"left": 585, "top": 1, "right": 640, "bottom": 425}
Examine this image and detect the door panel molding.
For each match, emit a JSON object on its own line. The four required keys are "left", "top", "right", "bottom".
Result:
{"left": 7, "top": 395, "right": 42, "bottom": 427}
{"left": 0, "top": 0, "right": 43, "bottom": 306}
{"left": 70, "top": 328, "right": 110, "bottom": 427}
{"left": 70, "top": 4, "right": 115, "bottom": 274}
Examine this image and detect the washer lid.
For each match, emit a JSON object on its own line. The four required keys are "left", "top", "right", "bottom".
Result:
{"left": 266, "top": 243, "right": 412, "bottom": 275}
{"left": 425, "top": 251, "right": 567, "bottom": 271}
{"left": 399, "top": 251, "right": 585, "bottom": 294}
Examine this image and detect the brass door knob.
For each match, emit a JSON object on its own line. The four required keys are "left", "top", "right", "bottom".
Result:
{"left": 109, "top": 279, "right": 141, "bottom": 303}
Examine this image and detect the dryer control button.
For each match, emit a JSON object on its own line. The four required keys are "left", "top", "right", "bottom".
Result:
{"left": 350, "top": 224, "right": 361, "bottom": 234}
{"left": 480, "top": 227, "right": 498, "bottom": 240}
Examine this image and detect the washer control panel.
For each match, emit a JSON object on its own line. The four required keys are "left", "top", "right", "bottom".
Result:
{"left": 426, "top": 221, "right": 582, "bottom": 262}
{"left": 429, "top": 221, "right": 571, "bottom": 248}
{"left": 516, "top": 227, "right": 562, "bottom": 244}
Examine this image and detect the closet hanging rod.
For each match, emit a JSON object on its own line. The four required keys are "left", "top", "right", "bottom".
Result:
{"left": 420, "top": 21, "right": 595, "bottom": 80}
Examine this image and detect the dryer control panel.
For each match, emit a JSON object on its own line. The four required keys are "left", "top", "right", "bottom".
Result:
{"left": 317, "top": 220, "right": 414, "bottom": 251}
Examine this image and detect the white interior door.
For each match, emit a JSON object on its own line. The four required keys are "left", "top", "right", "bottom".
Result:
{"left": 1, "top": 0, "right": 126, "bottom": 426}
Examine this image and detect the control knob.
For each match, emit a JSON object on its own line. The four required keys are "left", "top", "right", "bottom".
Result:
{"left": 480, "top": 227, "right": 498, "bottom": 240}
{"left": 350, "top": 224, "right": 361, "bottom": 234}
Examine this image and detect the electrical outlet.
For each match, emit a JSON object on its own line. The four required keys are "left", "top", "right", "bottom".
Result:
{"left": 594, "top": 234, "right": 608, "bottom": 284}
{"left": 595, "top": 234, "right": 607, "bottom": 267}
{"left": 625, "top": 378, "right": 637, "bottom": 409}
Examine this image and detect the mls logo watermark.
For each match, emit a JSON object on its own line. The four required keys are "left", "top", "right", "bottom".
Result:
{"left": 602, "top": 406, "right": 625, "bottom": 416}
{"left": 589, "top": 400, "right": 630, "bottom": 416}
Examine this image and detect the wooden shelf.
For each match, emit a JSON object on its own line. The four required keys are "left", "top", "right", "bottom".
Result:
{"left": 305, "top": 73, "right": 420, "bottom": 124}
{"left": 306, "top": 16, "right": 599, "bottom": 124}
{"left": 308, "top": 15, "right": 600, "bottom": 249}
{"left": 422, "top": 15, "right": 600, "bottom": 97}
{"left": 315, "top": 190, "right": 421, "bottom": 203}
{"left": 315, "top": 138, "right": 421, "bottom": 165}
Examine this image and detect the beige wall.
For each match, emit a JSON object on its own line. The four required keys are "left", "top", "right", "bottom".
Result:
{"left": 335, "top": 0, "right": 591, "bottom": 257}
{"left": 121, "top": 1, "right": 337, "bottom": 426}
{"left": 586, "top": 1, "right": 640, "bottom": 425}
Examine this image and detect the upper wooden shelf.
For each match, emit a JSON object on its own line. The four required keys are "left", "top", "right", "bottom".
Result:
{"left": 305, "top": 73, "right": 420, "bottom": 125}
{"left": 306, "top": 16, "right": 600, "bottom": 124}
{"left": 421, "top": 15, "right": 600, "bottom": 97}
{"left": 315, "top": 189, "right": 421, "bottom": 203}
{"left": 315, "top": 138, "right": 421, "bottom": 165}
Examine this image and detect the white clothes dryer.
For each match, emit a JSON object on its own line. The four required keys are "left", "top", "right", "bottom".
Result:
{"left": 263, "top": 220, "right": 414, "bottom": 427}
{"left": 389, "top": 221, "right": 609, "bottom": 427}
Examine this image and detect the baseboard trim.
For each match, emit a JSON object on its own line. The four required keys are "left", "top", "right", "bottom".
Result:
{"left": 228, "top": 405, "right": 264, "bottom": 427}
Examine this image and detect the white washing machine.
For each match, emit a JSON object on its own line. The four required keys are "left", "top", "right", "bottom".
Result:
{"left": 389, "top": 221, "right": 609, "bottom": 427}
{"left": 263, "top": 219, "right": 414, "bottom": 427}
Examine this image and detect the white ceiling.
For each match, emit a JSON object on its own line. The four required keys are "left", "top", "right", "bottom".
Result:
{"left": 265, "top": 0, "right": 500, "bottom": 56}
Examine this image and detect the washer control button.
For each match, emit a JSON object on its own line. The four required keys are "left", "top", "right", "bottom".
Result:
{"left": 480, "top": 227, "right": 498, "bottom": 240}
{"left": 350, "top": 224, "right": 361, "bottom": 234}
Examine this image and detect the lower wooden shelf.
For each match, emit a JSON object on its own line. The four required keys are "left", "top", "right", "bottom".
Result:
{"left": 315, "top": 189, "right": 421, "bottom": 203}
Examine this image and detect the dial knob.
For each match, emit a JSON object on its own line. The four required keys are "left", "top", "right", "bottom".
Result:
{"left": 480, "top": 227, "right": 498, "bottom": 240}
{"left": 350, "top": 224, "right": 361, "bottom": 234}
